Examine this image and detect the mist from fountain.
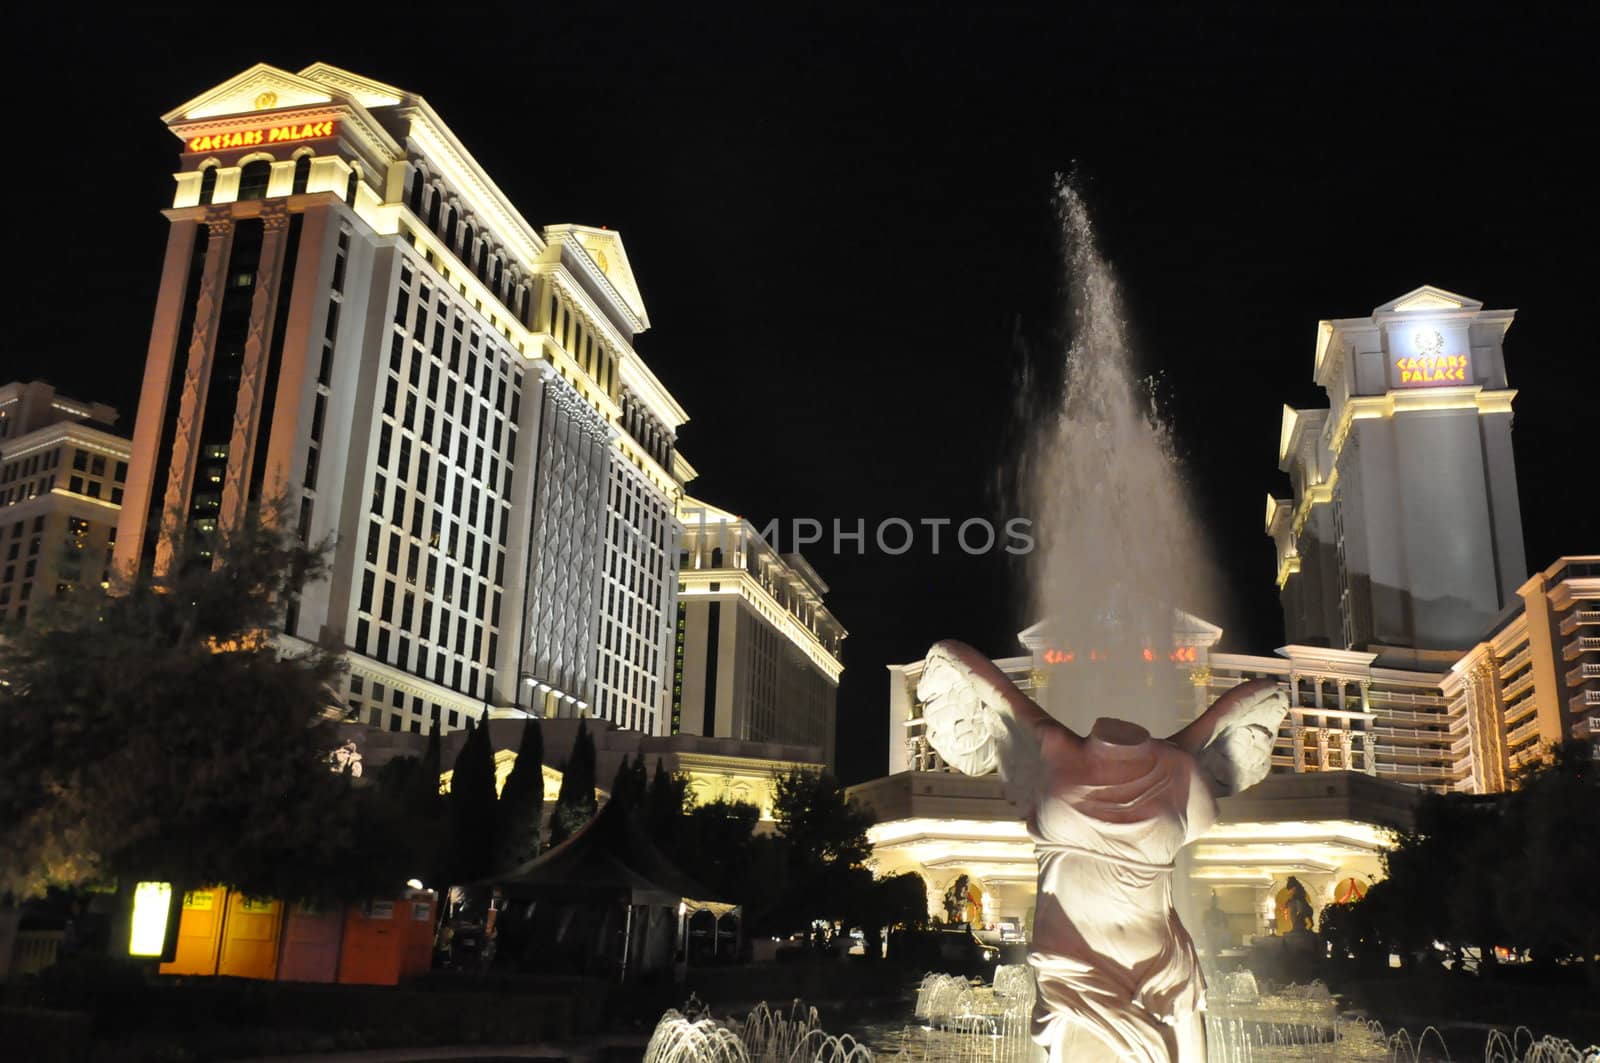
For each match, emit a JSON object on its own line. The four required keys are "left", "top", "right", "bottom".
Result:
{"left": 1019, "top": 178, "right": 1217, "bottom": 738}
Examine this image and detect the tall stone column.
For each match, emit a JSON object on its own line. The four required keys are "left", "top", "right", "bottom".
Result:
{"left": 154, "top": 208, "right": 235, "bottom": 577}
{"left": 219, "top": 202, "right": 293, "bottom": 536}
{"left": 1469, "top": 660, "right": 1509, "bottom": 793}
{"left": 1292, "top": 725, "right": 1306, "bottom": 772}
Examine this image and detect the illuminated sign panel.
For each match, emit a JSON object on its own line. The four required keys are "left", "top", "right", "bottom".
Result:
{"left": 129, "top": 881, "right": 173, "bottom": 956}
{"left": 186, "top": 120, "right": 336, "bottom": 153}
{"left": 1392, "top": 327, "right": 1470, "bottom": 388}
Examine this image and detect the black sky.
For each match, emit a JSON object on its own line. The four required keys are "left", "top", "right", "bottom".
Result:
{"left": 9, "top": 9, "right": 1597, "bottom": 784}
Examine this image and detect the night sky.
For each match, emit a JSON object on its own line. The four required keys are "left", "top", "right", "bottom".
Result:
{"left": 12, "top": 10, "right": 1597, "bottom": 784}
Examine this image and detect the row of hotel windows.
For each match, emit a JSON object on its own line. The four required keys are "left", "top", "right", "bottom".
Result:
{"left": 0, "top": 515, "right": 111, "bottom": 623}
{"left": 590, "top": 460, "right": 675, "bottom": 735}
{"left": 286, "top": 227, "right": 350, "bottom": 637}
{"left": 346, "top": 258, "right": 526, "bottom": 703}
{"left": 345, "top": 672, "right": 477, "bottom": 735}
{"left": 0, "top": 446, "right": 128, "bottom": 508}
{"left": 197, "top": 155, "right": 361, "bottom": 210}
{"left": 405, "top": 168, "right": 532, "bottom": 330}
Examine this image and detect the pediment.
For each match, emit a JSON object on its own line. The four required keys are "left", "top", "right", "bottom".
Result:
{"left": 548, "top": 224, "right": 650, "bottom": 329}
{"left": 163, "top": 63, "right": 336, "bottom": 124}
{"left": 1018, "top": 609, "right": 1223, "bottom": 651}
{"left": 297, "top": 63, "right": 406, "bottom": 108}
{"left": 1375, "top": 285, "right": 1483, "bottom": 315}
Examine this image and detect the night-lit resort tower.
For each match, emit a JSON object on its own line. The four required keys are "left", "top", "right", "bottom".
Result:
{"left": 114, "top": 64, "right": 694, "bottom": 738}
{"left": 1267, "top": 286, "right": 1525, "bottom": 655}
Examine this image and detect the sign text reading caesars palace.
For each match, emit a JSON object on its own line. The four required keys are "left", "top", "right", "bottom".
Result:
{"left": 1395, "top": 353, "right": 1469, "bottom": 385}
{"left": 186, "top": 121, "right": 337, "bottom": 153}
{"left": 1395, "top": 328, "right": 1469, "bottom": 386}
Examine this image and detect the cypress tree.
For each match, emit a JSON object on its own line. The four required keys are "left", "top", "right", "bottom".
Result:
{"left": 446, "top": 715, "right": 498, "bottom": 885}
{"left": 609, "top": 751, "right": 649, "bottom": 820}
{"left": 645, "top": 757, "right": 689, "bottom": 846}
{"left": 548, "top": 721, "right": 598, "bottom": 848}
{"left": 495, "top": 716, "right": 545, "bottom": 873}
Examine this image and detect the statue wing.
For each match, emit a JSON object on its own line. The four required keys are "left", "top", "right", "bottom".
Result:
{"left": 1166, "top": 678, "right": 1289, "bottom": 796}
{"left": 915, "top": 640, "right": 1073, "bottom": 808}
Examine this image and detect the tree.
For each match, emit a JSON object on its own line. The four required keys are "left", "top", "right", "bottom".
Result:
{"left": 494, "top": 717, "right": 545, "bottom": 873}
{"left": 1494, "top": 742, "right": 1600, "bottom": 987}
{"left": 446, "top": 714, "right": 498, "bottom": 885}
{"left": 0, "top": 511, "right": 404, "bottom": 907}
{"left": 547, "top": 721, "right": 597, "bottom": 849}
{"left": 1331, "top": 743, "right": 1600, "bottom": 987}
{"left": 645, "top": 757, "right": 690, "bottom": 845}
{"left": 608, "top": 752, "right": 649, "bottom": 821}
{"left": 767, "top": 769, "right": 876, "bottom": 934}
{"left": 847, "top": 870, "right": 930, "bottom": 960}
{"left": 677, "top": 799, "right": 762, "bottom": 900}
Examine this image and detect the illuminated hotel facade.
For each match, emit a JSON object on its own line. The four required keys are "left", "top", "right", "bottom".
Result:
{"left": 1442, "top": 556, "right": 1600, "bottom": 790}
{"left": 114, "top": 64, "right": 694, "bottom": 737}
{"left": 673, "top": 498, "right": 845, "bottom": 768}
{"left": 0, "top": 382, "right": 130, "bottom": 626}
{"left": 1267, "top": 286, "right": 1525, "bottom": 653}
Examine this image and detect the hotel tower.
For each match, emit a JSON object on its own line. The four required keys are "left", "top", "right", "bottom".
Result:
{"left": 115, "top": 64, "right": 696, "bottom": 737}
{"left": 1267, "top": 286, "right": 1526, "bottom": 654}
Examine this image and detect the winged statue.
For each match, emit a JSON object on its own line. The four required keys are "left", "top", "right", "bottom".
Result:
{"left": 916, "top": 639, "right": 1288, "bottom": 1063}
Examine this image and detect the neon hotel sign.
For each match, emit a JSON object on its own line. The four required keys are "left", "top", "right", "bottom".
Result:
{"left": 1394, "top": 328, "right": 1469, "bottom": 386}
{"left": 186, "top": 121, "right": 336, "bottom": 153}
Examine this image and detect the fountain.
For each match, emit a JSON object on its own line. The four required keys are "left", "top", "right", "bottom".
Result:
{"left": 644, "top": 183, "right": 1600, "bottom": 1063}
{"left": 645, "top": 999, "right": 876, "bottom": 1063}
{"left": 1019, "top": 178, "right": 1218, "bottom": 739}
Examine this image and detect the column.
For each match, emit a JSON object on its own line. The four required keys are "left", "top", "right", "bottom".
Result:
{"left": 154, "top": 208, "right": 236, "bottom": 577}
{"left": 1316, "top": 728, "right": 1330, "bottom": 771}
{"left": 220, "top": 202, "right": 293, "bottom": 535}
{"left": 1292, "top": 725, "right": 1306, "bottom": 772}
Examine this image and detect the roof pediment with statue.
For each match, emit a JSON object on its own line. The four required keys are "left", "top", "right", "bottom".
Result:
{"left": 163, "top": 63, "right": 340, "bottom": 124}
{"left": 544, "top": 224, "right": 651, "bottom": 333}
{"left": 161, "top": 62, "right": 404, "bottom": 167}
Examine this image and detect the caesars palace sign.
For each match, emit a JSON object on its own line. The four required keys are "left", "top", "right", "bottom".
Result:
{"left": 186, "top": 121, "right": 337, "bottom": 153}
{"left": 1394, "top": 327, "right": 1469, "bottom": 387}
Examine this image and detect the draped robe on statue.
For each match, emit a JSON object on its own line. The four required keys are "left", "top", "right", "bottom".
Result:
{"left": 1027, "top": 723, "right": 1212, "bottom": 1061}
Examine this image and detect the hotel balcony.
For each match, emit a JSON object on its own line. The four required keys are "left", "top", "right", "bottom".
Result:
{"left": 1562, "top": 636, "right": 1600, "bottom": 662}
{"left": 1375, "top": 707, "right": 1453, "bottom": 725}
{"left": 1365, "top": 690, "right": 1448, "bottom": 708}
{"left": 1501, "top": 668, "right": 1536, "bottom": 700}
{"left": 1369, "top": 741, "right": 1450, "bottom": 761}
{"left": 1367, "top": 724, "right": 1450, "bottom": 742}
{"left": 1505, "top": 716, "right": 1542, "bottom": 748}
{"left": 1570, "top": 690, "right": 1600, "bottom": 715}
{"left": 1566, "top": 662, "right": 1600, "bottom": 688}
{"left": 1558, "top": 609, "right": 1600, "bottom": 636}
{"left": 1497, "top": 644, "right": 1533, "bottom": 679}
{"left": 1572, "top": 716, "right": 1600, "bottom": 740}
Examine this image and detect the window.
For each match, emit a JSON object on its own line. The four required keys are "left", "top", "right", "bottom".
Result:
{"left": 237, "top": 159, "right": 272, "bottom": 201}
{"left": 292, "top": 154, "right": 311, "bottom": 195}
{"left": 198, "top": 165, "right": 218, "bottom": 205}
{"left": 345, "top": 167, "right": 359, "bottom": 206}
